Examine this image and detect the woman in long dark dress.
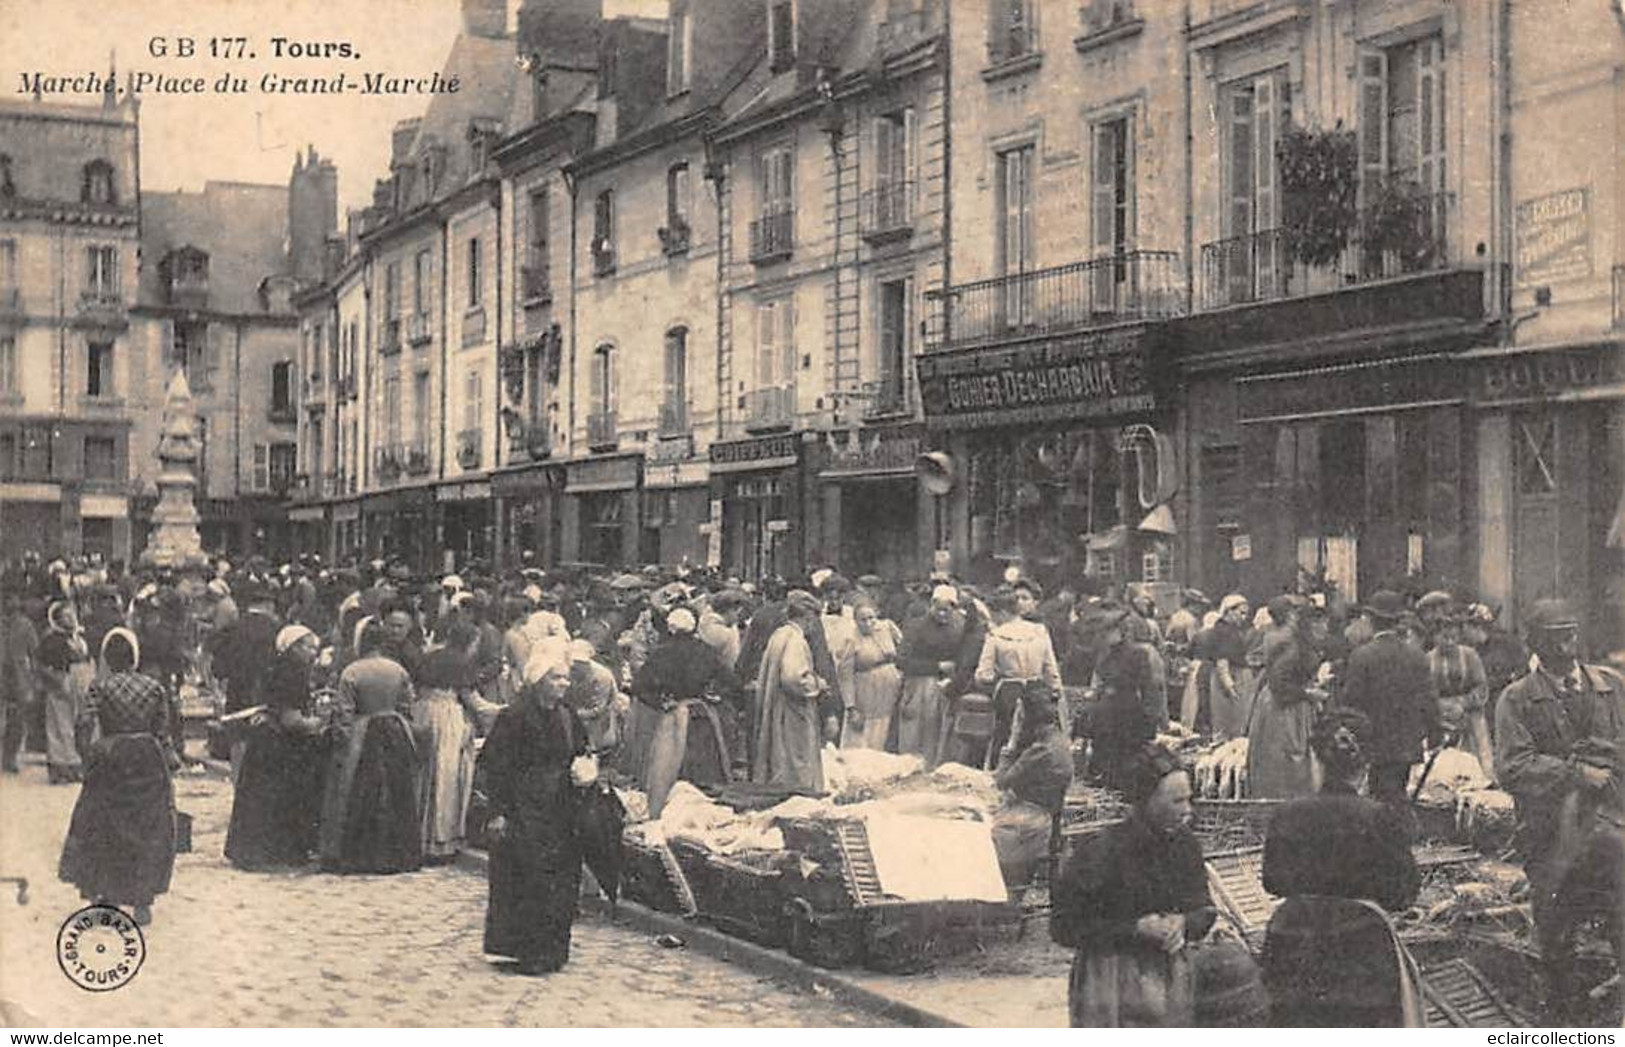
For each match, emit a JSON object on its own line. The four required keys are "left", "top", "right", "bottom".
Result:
{"left": 324, "top": 622, "right": 422, "bottom": 874}
{"left": 480, "top": 645, "right": 593, "bottom": 975}
{"left": 1051, "top": 742, "right": 1218, "bottom": 1026}
{"left": 58, "top": 628, "right": 175, "bottom": 926}
{"left": 224, "top": 625, "right": 328, "bottom": 869}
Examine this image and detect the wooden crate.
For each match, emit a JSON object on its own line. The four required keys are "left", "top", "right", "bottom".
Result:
{"left": 1422, "top": 957, "right": 1531, "bottom": 1027}
{"left": 669, "top": 840, "right": 789, "bottom": 948}
{"left": 621, "top": 836, "right": 695, "bottom": 916}
{"left": 1193, "top": 799, "right": 1281, "bottom": 856}
{"left": 1205, "top": 846, "right": 1280, "bottom": 951}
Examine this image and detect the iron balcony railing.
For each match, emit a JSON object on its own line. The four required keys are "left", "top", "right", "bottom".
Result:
{"left": 658, "top": 400, "right": 691, "bottom": 438}
{"left": 587, "top": 409, "right": 618, "bottom": 450}
{"left": 403, "top": 440, "right": 431, "bottom": 475}
{"left": 928, "top": 250, "right": 1185, "bottom": 351}
{"left": 167, "top": 272, "right": 208, "bottom": 308}
{"left": 462, "top": 307, "right": 487, "bottom": 347}
{"left": 1613, "top": 264, "right": 1624, "bottom": 331}
{"left": 862, "top": 181, "right": 914, "bottom": 242}
{"left": 750, "top": 208, "right": 794, "bottom": 264}
{"left": 406, "top": 313, "right": 431, "bottom": 346}
{"left": 861, "top": 375, "right": 911, "bottom": 419}
{"left": 1199, "top": 190, "right": 1455, "bottom": 311}
{"left": 521, "top": 263, "right": 552, "bottom": 304}
{"left": 745, "top": 384, "right": 795, "bottom": 431}
{"left": 379, "top": 317, "right": 402, "bottom": 355}
{"left": 457, "top": 429, "right": 482, "bottom": 470}
{"left": 375, "top": 445, "right": 402, "bottom": 480}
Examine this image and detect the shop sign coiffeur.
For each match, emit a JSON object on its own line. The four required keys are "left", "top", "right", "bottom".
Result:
{"left": 916, "top": 327, "right": 1155, "bottom": 430}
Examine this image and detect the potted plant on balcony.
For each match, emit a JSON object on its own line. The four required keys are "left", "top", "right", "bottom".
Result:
{"left": 1361, "top": 176, "right": 1441, "bottom": 275}
{"left": 658, "top": 218, "right": 692, "bottom": 255}
{"left": 1277, "top": 126, "right": 1358, "bottom": 270}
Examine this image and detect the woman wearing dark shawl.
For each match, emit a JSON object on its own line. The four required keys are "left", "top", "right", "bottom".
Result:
{"left": 1261, "top": 707, "right": 1424, "bottom": 1026}
{"left": 38, "top": 601, "right": 94, "bottom": 783}
{"left": 224, "top": 624, "right": 327, "bottom": 870}
{"left": 58, "top": 628, "right": 175, "bottom": 926}
{"left": 321, "top": 621, "right": 422, "bottom": 874}
{"left": 479, "top": 644, "right": 594, "bottom": 975}
{"left": 631, "top": 606, "right": 734, "bottom": 817}
{"left": 1051, "top": 742, "right": 1217, "bottom": 1026}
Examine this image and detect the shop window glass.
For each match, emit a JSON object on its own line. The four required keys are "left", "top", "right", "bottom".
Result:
{"left": 1516, "top": 413, "right": 1557, "bottom": 496}
{"left": 1318, "top": 420, "right": 1365, "bottom": 529}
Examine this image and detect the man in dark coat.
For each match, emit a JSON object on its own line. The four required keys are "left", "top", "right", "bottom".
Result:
{"left": 1338, "top": 590, "right": 1434, "bottom": 806}
{"left": 1495, "top": 599, "right": 1623, "bottom": 1017}
{"left": 212, "top": 584, "right": 281, "bottom": 715}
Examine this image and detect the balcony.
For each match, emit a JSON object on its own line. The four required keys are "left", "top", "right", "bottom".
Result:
{"left": 74, "top": 289, "right": 127, "bottom": 331}
{"left": 862, "top": 181, "right": 914, "bottom": 245}
{"left": 167, "top": 272, "right": 209, "bottom": 310}
{"left": 658, "top": 400, "right": 691, "bottom": 438}
{"left": 877, "top": 3, "right": 941, "bottom": 56}
{"left": 929, "top": 250, "right": 1184, "bottom": 352}
{"left": 587, "top": 409, "right": 618, "bottom": 452}
{"left": 337, "top": 374, "right": 357, "bottom": 401}
{"left": 269, "top": 471, "right": 296, "bottom": 499}
{"left": 268, "top": 400, "right": 296, "bottom": 425}
{"left": 462, "top": 307, "right": 487, "bottom": 347}
{"left": 375, "top": 445, "right": 402, "bottom": 482}
{"left": 327, "top": 470, "right": 353, "bottom": 497}
{"left": 749, "top": 209, "right": 794, "bottom": 264}
{"left": 379, "top": 318, "right": 402, "bottom": 355}
{"left": 290, "top": 473, "right": 315, "bottom": 501}
{"left": 404, "top": 441, "right": 431, "bottom": 476}
{"left": 521, "top": 263, "right": 552, "bottom": 306}
{"left": 1613, "top": 265, "right": 1624, "bottom": 331}
{"left": 861, "top": 375, "right": 912, "bottom": 420}
{"left": 1199, "top": 191, "right": 1455, "bottom": 311}
{"left": 745, "top": 384, "right": 795, "bottom": 432}
{"left": 457, "top": 429, "right": 482, "bottom": 470}
{"left": 593, "top": 241, "right": 617, "bottom": 277}
{"left": 984, "top": 21, "right": 1041, "bottom": 79}
{"left": 659, "top": 219, "right": 692, "bottom": 257}
{"left": 406, "top": 313, "right": 431, "bottom": 346}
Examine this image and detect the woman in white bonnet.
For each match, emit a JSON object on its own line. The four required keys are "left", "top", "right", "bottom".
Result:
{"left": 478, "top": 639, "right": 594, "bottom": 975}
{"left": 630, "top": 605, "right": 734, "bottom": 816}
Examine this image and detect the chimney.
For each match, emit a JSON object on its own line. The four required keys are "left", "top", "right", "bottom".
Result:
{"left": 462, "top": 0, "right": 507, "bottom": 38}
{"left": 288, "top": 144, "right": 338, "bottom": 284}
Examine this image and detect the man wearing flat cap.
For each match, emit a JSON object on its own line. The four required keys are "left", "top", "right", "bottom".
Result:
{"left": 1494, "top": 598, "right": 1623, "bottom": 1015}
{"left": 1339, "top": 590, "right": 1436, "bottom": 806}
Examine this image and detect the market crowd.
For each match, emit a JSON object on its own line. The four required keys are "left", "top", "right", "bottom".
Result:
{"left": 0, "top": 547, "right": 1617, "bottom": 1017}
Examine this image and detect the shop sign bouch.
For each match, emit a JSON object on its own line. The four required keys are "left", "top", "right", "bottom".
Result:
{"left": 916, "top": 327, "right": 1155, "bottom": 430}
{"left": 1473, "top": 343, "right": 1624, "bottom": 407}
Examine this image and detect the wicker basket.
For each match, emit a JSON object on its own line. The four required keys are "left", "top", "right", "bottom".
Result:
{"left": 1192, "top": 799, "right": 1282, "bottom": 855}
{"left": 621, "top": 836, "right": 695, "bottom": 916}
{"left": 669, "top": 840, "right": 790, "bottom": 948}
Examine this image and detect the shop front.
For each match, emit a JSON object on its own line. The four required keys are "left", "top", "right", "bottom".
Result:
{"left": 710, "top": 432, "right": 804, "bottom": 582}
{"left": 361, "top": 485, "right": 436, "bottom": 572}
{"left": 493, "top": 463, "right": 564, "bottom": 568}
{"left": 438, "top": 480, "right": 494, "bottom": 572}
{"left": 816, "top": 423, "right": 931, "bottom": 579}
{"left": 642, "top": 458, "right": 711, "bottom": 567}
{"left": 287, "top": 504, "right": 327, "bottom": 561}
{"left": 1185, "top": 352, "right": 1469, "bottom": 606}
{"left": 1468, "top": 340, "right": 1624, "bottom": 655}
{"left": 331, "top": 500, "right": 361, "bottom": 563}
{"left": 917, "top": 324, "right": 1174, "bottom": 590}
{"left": 563, "top": 455, "right": 641, "bottom": 568}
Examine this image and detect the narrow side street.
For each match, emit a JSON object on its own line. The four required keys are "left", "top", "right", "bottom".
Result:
{"left": 0, "top": 758, "right": 888, "bottom": 1028}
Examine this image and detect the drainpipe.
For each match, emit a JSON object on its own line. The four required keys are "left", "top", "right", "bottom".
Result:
{"left": 491, "top": 182, "right": 503, "bottom": 567}
{"left": 1496, "top": 0, "right": 1514, "bottom": 332}
{"left": 565, "top": 166, "right": 579, "bottom": 468}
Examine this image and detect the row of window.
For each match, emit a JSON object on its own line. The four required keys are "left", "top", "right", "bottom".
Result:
{"left": 0, "top": 431, "right": 120, "bottom": 482}
{"left": 0, "top": 156, "right": 119, "bottom": 206}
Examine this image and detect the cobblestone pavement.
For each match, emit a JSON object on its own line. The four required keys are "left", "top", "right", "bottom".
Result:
{"left": 0, "top": 754, "right": 889, "bottom": 1028}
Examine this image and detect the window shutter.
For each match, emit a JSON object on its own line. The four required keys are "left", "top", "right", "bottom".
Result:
{"left": 780, "top": 298, "right": 796, "bottom": 388}
{"left": 875, "top": 117, "right": 895, "bottom": 190}
{"left": 1252, "top": 74, "right": 1280, "bottom": 288}
{"left": 757, "top": 302, "right": 775, "bottom": 387}
{"left": 253, "top": 444, "right": 268, "bottom": 491}
{"left": 1359, "top": 50, "right": 1390, "bottom": 203}
{"left": 904, "top": 106, "right": 919, "bottom": 210}
{"left": 1092, "top": 123, "right": 1118, "bottom": 263}
{"left": 1417, "top": 37, "right": 1445, "bottom": 196}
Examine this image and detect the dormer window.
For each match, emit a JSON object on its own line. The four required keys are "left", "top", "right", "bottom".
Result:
{"left": 768, "top": 0, "right": 795, "bottom": 72}
{"left": 468, "top": 121, "right": 498, "bottom": 179}
{"left": 667, "top": 5, "right": 693, "bottom": 96}
{"left": 82, "top": 160, "right": 115, "bottom": 206}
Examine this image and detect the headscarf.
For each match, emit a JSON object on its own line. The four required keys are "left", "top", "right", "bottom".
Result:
{"left": 1218, "top": 593, "right": 1248, "bottom": 618}
{"left": 666, "top": 607, "right": 697, "bottom": 635}
{"left": 930, "top": 584, "right": 960, "bottom": 606}
{"left": 784, "top": 590, "right": 821, "bottom": 618}
{"left": 100, "top": 626, "right": 141, "bottom": 673}
{"left": 275, "top": 624, "right": 316, "bottom": 655}
{"left": 522, "top": 637, "right": 571, "bottom": 687}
